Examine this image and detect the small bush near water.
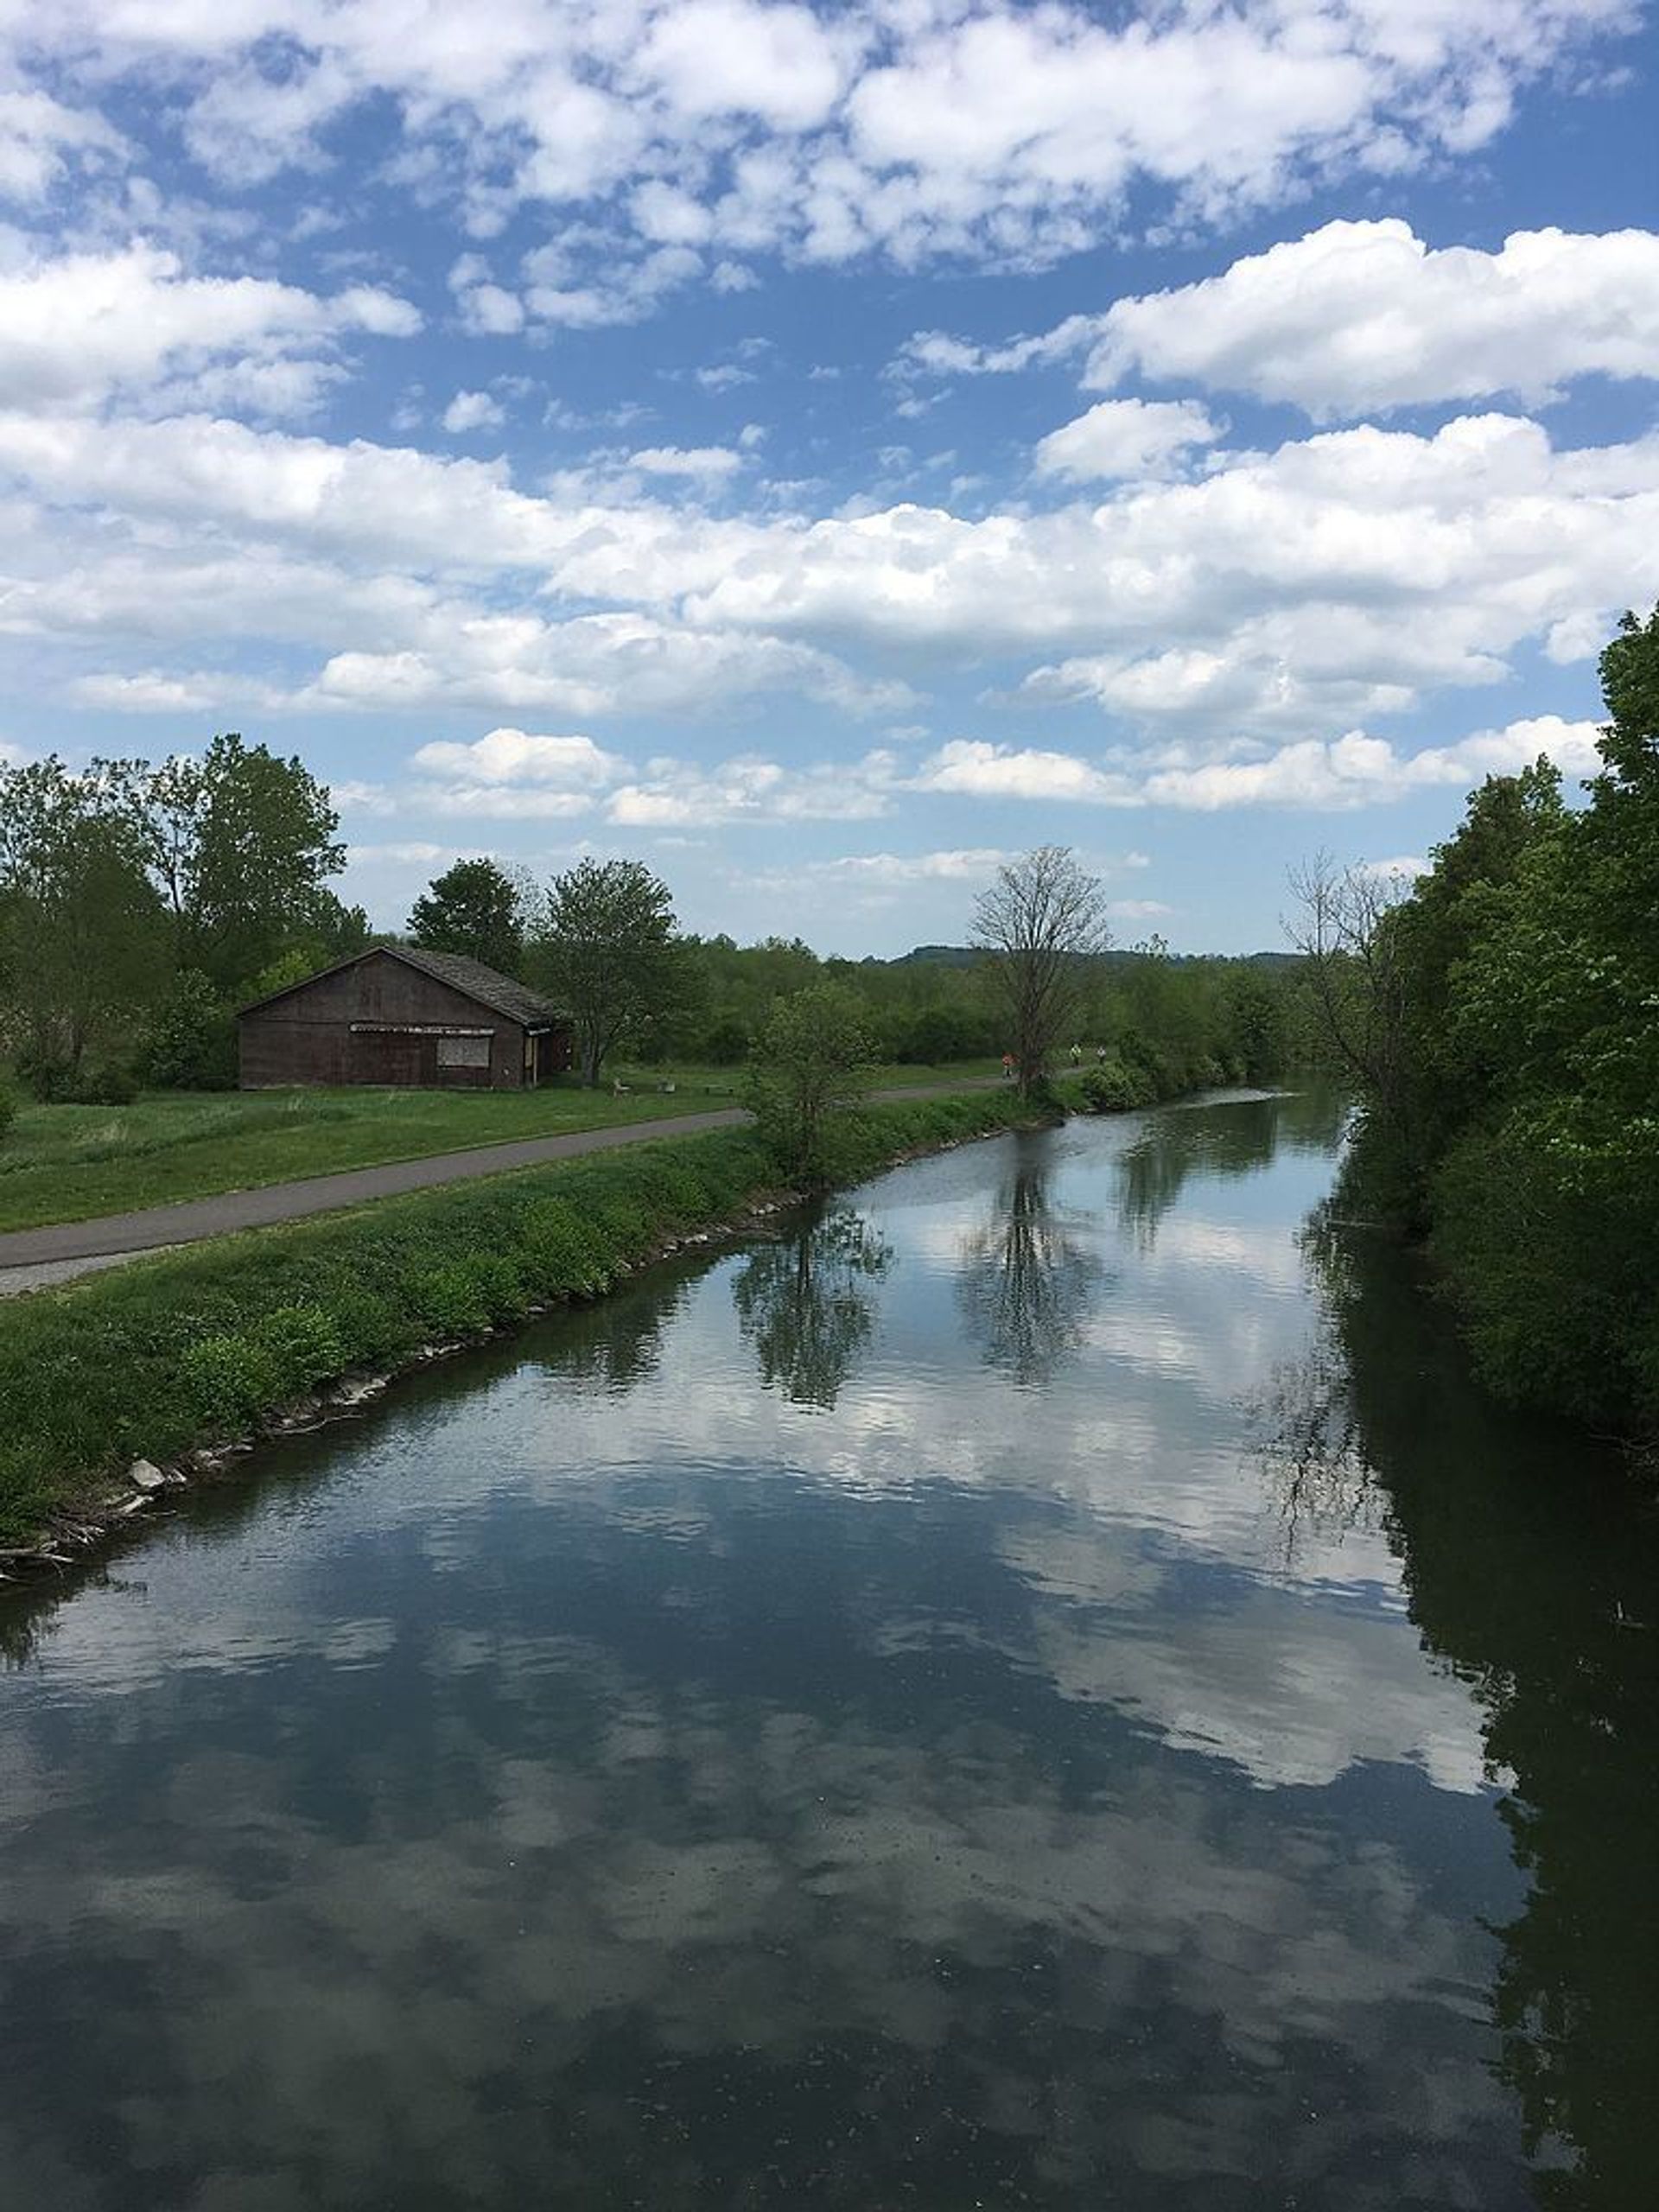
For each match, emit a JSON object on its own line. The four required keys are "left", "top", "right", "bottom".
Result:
{"left": 1065, "top": 1049, "right": 1236, "bottom": 1116}
{"left": 0, "top": 1092, "right": 1031, "bottom": 1547}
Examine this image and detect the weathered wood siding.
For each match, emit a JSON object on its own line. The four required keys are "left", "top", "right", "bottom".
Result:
{"left": 240, "top": 950, "right": 542, "bottom": 1090}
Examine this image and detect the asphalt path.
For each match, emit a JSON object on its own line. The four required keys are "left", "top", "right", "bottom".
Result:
{"left": 0, "top": 1080, "right": 1004, "bottom": 1296}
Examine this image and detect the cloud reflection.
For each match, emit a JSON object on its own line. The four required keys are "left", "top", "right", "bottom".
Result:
{"left": 0, "top": 1096, "right": 1557, "bottom": 2209}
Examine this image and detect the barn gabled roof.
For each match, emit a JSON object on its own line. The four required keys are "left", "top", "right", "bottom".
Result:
{"left": 390, "top": 945, "right": 566, "bottom": 1027}
{"left": 237, "top": 944, "right": 566, "bottom": 1028}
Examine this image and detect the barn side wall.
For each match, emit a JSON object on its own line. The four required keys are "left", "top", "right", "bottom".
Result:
{"left": 239, "top": 952, "right": 536, "bottom": 1090}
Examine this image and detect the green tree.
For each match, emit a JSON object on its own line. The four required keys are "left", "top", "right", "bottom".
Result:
{"left": 408, "top": 856, "right": 526, "bottom": 975}
{"left": 137, "top": 969, "right": 237, "bottom": 1090}
{"left": 0, "top": 757, "right": 170, "bottom": 1090}
{"left": 1428, "top": 613, "right": 1659, "bottom": 1422}
{"left": 127, "top": 734, "right": 346, "bottom": 992}
{"left": 972, "top": 846, "right": 1110, "bottom": 1095}
{"left": 745, "top": 982, "right": 875, "bottom": 1184}
{"left": 528, "top": 857, "right": 681, "bottom": 1087}
{"left": 303, "top": 889, "right": 373, "bottom": 966}
{"left": 1308, "top": 602, "right": 1659, "bottom": 1432}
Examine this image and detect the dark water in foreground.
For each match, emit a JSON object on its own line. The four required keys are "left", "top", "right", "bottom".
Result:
{"left": 3, "top": 1093, "right": 1657, "bottom": 2211}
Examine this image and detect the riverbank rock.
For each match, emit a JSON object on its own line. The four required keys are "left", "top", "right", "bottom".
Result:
{"left": 127, "top": 1459, "right": 166, "bottom": 1491}
{"left": 330, "top": 1374, "right": 388, "bottom": 1409}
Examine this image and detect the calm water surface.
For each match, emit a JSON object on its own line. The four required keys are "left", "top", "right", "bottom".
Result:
{"left": 3, "top": 1093, "right": 1656, "bottom": 2210}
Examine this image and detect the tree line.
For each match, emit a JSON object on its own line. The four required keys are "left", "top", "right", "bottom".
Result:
{"left": 0, "top": 735, "right": 365, "bottom": 1102}
{"left": 410, "top": 846, "right": 1311, "bottom": 1098}
{"left": 1295, "top": 602, "right": 1659, "bottom": 1440}
{"left": 1, "top": 734, "right": 1312, "bottom": 1121}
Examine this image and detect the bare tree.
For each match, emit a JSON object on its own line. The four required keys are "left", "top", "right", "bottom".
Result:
{"left": 1285, "top": 851, "right": 1413, "bottom": 1134}
{"left": 971, "top": 846, "right": 1110, "bottom": 1094}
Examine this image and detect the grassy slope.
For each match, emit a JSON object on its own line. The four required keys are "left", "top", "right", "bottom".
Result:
{"left": 0, "top": 1061, "right": 1001, "bottom": 1232}
{"left": 0, "top": 1091, "right": 1031, "bottom": 1547}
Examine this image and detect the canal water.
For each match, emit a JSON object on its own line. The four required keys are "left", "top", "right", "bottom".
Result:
{"left": 2, "top": 1091, "right": 1656, "bottom": 2210}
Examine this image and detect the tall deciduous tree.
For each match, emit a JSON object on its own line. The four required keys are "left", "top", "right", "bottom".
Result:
{"left": 408, "top": 856, "right": 526, "bottom": 975}
{"left": 0, "top": 757, "right": 170, "bottom": 1086}
{"left": 971, "top": 846, "right": 1110, "bottom": 1094}
{"left": 530, "top": 857, "right": 680, "bottom": 1086}
{"left": 126, "top": 734, "right": 346, "bottom": 992}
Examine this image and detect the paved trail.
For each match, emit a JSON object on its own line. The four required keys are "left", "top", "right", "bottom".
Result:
{"left": 0, "top": 1082, "right": 1002, "bottom": 1297}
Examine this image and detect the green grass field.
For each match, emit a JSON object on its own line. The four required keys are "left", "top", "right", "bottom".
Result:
{"left": 0, "top": 1062, "right": 1001, "bottom": 1233}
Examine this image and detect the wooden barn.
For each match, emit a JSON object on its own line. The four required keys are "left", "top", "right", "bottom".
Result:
{"left": 238, "top": 946, "right": 572, "bottom": 1090}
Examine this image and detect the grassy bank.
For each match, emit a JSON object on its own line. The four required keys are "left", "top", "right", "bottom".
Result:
{"left": 0, "top": 1090, "right": 1033, "bottom": 1551}
{"left": 0, "top": 1061, "right": 1000, "bottom": 1234}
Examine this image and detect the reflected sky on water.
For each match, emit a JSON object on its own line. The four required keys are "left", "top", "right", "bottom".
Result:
{"left": 2, "top": 1090, "right": 1650, "bottom": 2210}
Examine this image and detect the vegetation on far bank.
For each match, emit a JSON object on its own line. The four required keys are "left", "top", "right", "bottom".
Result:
{"left": 0, "top": 1061, "right": 1007, "bottom": 1234}
{"left": 1300, "top": 601, "right": 1659, "bottom": 1439}
{"left": 0, "top": 1092, "right": 1040, "bottom": 1548}
{"left": 1, "top": 732, "right": 1311, "bottom": 1116}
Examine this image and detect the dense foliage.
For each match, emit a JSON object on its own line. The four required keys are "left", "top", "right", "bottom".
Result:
{"left": 526, "top": 855, "right": 683, "bottom": 1087}
{"left": 744, "top": 982, "right": 877, "bottom": 1183}
{"left": 1311, "top": 604, "right": 1659, "bottom": 1433}
{"left": 636, "top": 930, "right": 1303, "bottom": 1093}
{"left": 407, "top": 856, "right": 528, "bottom": 975}
{"left": 0, "top": 737, "right": 365, "bottom": 1099}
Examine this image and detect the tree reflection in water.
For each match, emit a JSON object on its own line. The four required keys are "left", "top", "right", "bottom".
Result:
{"left": 1259, "top": 1198, "right": 1659, "bottom": 2210}
{"left": 1116, "top": 1086, "right": 1349, "bottom": 1249}
{"left": 1244, "top": 1216, "right": 1381, "bottom": 1565}
{"left": 732, "top": 1207, "right": 893, "bottom": 1409}
{"left": 957, "top": 1141, "right": 1105, "bottom": 1387}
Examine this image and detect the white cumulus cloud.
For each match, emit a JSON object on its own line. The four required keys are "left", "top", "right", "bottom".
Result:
{"left": 0, "top": 242, "right": 419, "bottom": 416}
{"left": 1034, "top": 399, "right": 1223, "bottom": 483}
{"left": 913, "top": 740, "right": 1134, "bottom": 805}
{"left": 903, "top": 220, "right": 1659, "bottom": 420}
{"left": 409, "top": 728, "right": 626, "bottom": 787}
{"left": 1083, "top": 220, "right": 1659, "bottom": 416}
{"left": 0, "top": 2, "right": 1637, "bottom": 308}
{"left": 442, "top": 390, "right": 506, "bottom": 434}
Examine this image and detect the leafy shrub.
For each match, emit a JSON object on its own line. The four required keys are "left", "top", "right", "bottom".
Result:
{"left": 60, "top": 1064, "right": 142, "bottom": 1106}
{"left": 14, "top": 1043, "right": 74, "bottom": 1102}
{"left": 409, "top": 1261, "right": 498, "bottom": 1338}
{"left": 0, "top": 1081, "right": 16, "bottom": 1142}
{"left": 182, "top": 1333, "right": 281, "bottom": 1428}
{"left": 461, "top": 1253, "right": 531, "bottom": 1325}
{"left": 1431, "top": 1110, "right": 1657, "bottom": 1426}
{"left": 703, "top": 1016, "right": 752, "bottom": 1065}
{"left": 257, "top": 1302, "right": 346, "bottom": 1395}
{"left": 882, "top": 1001, "right": 996, "bottom": 1065}
{"left": 140, "top": 971, "right": 238, "bottom": 1090}
{"left": 1078, "top": 1060, "right": 1141, "bottom": 1113}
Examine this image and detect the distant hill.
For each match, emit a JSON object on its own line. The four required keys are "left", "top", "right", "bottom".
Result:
{"left": 891, "top": 944, "right": 1298, "bottom": 970}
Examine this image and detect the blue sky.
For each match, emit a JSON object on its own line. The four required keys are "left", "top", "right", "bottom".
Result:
{"left": 2, "top": 1, "right": 1656, "bottom": 955}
